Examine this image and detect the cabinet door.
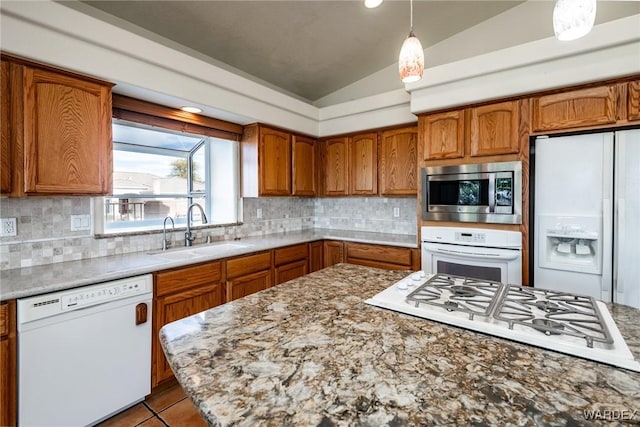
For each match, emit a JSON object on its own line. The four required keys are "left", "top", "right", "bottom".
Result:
{"left": 1, "top": 61, "right": 11, "bottom": 193}
{"left": 309, "top": 241, "right": 324, "bottom": 273}
{"left": 349, "top": 133, "right": 377, "bottom": 195}
{"left": 275, "top": 260, "right": 308, "bottom": 285}
{"left": 469, "top": 101, "right": 519, "bottom": 156}
{"left": 379, "top": 127, "right": 418, "bottom": 195}
{"left": 0, "top": 301, "right": 15, "bottom": 427}
{"left": 154, "top": 283, "right": 224, "bottom": 386}
{"left": 323, "top": 240, "right": 344, "bottom": 268}
{"left": 421, "top": 110, "right": 465, "bottom": 160}
{"left": 23, "top": 67, "right": 112, "bottom": 194}
{"left": 323, "top": 137, "right": 349, "bottom": 196}
{"left": 227, "top": 270, "right": 271, "bottom": 301}
{"left": 532, "top": 85, "right": 617, "bottom": 131}
{"left": 628, "top": 81, "right": 640, "bottom": 121}
{"left": 259, "top": 127, "right": 291, "bottom": 195}
{"left": 292, "top": 135, "right": 316, "bottom": 196}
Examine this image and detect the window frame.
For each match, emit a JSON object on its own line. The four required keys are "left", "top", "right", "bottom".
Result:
{"left": 93, "top": 96, "right": 243, "bottom": 237}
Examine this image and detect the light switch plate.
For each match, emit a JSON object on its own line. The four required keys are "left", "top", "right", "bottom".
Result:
{"left": 0, "top": 218, "right": 17, "bottom": 237}
{"left": 393, "top": 207, "right": 400, "bottom": 218}
{"left": 70, "top": 214, "right": 91, "bottom": 231}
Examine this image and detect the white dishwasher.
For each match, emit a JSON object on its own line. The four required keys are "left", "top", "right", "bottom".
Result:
{"left": 18, "top": 274, "right": 153, "bottom": 427}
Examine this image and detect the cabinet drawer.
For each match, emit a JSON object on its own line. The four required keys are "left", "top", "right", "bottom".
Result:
{"left": 274, "top": 244, "right": 308, "bottom": 266}
{"left": 532, "top": 85, "right": 617, "bottom": 131}
{"left": 155, "top": 261, "right": 222, "bottom": 297}
{"left": 226, "top": 251, "right": 272, "bottom": 279}
{"left": 0, "top": 303, "right": 7, "bottom": 337}
{"left": 345, "top": 243, "right": 412, "bottom": 267}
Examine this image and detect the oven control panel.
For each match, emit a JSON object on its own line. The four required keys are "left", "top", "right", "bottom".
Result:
{"left": 454, "top": 231, "right": 486, "bottom": 244}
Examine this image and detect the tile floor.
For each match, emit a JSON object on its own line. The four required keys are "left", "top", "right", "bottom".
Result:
{"left": 97, "top": 383, "right": 207, "bottom": 427}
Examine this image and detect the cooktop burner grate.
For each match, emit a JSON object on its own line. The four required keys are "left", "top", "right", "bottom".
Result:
{"left": 493, "top": 285, "right": 613, "bottom": 348}
{"left": 405, "top": 274, "right": 504, "bottom": 320}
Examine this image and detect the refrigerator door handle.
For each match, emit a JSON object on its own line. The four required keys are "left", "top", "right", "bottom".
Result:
{"left": 601, "top": 199, "right": 613, "bottom": 297}
{"left": 614, "top": 198, "right": 625, "bottom": 294}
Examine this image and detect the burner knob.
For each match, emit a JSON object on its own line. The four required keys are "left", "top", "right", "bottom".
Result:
{"left": 397, "top": 280, "right": 409, "bottom": 290}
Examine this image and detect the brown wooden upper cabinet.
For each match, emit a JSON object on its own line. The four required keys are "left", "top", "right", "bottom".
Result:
{"left": 628, "top": 80, "right": 640, "bottom": 121}
{"left": 1, "top": 61, "right": 11, "bottom": 194}
{"left": 532, "top": 85, "right": 617, "bottom": 132}
{"left": 469, "top": 101, "right": 520, "bottom": 157}
{"left": 292, "top": 135, "right": 316, "bottom": 196}
{"left": 322, "top": 137, "right": 349, "bottom": 196}
{"left": 320, "top": 132, "right": 378, "bottom": 196}
{"left": 1, "top": 57, "right": 113, "bottom": 196}
{"left": 242, "top": 124, "right": 292, "bottom": 197}
{"left": 421, "top": 110, "right": 465, "bottom": 160}
{"left": 349, "top": 132, "right": 377, "bottom": 195}
{"left": 379, "top": 127, "right": 418, "bottom": 195}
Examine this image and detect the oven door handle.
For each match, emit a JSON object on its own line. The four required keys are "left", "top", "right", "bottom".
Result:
{"left": 431, "top": 247, "right": 521, "bottom": 261}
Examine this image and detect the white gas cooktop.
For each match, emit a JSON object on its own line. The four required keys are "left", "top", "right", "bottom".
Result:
{"left": 365, "top": 273, "right": 640, "bottom": 372}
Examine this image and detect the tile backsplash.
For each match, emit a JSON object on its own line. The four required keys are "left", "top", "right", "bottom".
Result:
{"left": 0, "top": 196, "right": 416, "bottom": 270}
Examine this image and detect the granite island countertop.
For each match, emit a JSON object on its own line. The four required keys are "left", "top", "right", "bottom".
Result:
{"left": 0, "top": 229, "right": 417, "bottom": 301}
{"left": 160, "top": 264, "right": 640, "bottom": 427}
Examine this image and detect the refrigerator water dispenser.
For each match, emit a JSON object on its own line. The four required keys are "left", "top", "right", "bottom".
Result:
{"left": 537, "top": 215, "right": 602, "bottom": 275}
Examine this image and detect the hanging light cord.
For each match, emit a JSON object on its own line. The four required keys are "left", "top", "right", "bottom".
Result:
{"left": 410, "top": 0, "right": 414, "bottom": 35}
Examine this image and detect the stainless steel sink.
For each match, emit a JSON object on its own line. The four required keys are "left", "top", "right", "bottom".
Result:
{"left": 151, "top": 242, "right": 253, "bottom": 261}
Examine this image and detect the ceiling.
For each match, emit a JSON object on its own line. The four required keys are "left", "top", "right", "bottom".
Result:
{"left": 73, "top": 1, "right": 522, "bottom": 102}
{"left": 65, "top": 1, "right": 640, "bottom": 106}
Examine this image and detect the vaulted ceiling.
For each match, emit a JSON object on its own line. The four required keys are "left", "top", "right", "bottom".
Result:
{"left": 68, "top": 1, "right": 639, "bottom": 104}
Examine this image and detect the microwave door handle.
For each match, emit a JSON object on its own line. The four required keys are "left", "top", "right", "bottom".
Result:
{"left": 488, "top": 173, "right": 496, "bottom": 213}
{"left": 433, "top": 247, "right": 520, "bottom": 261}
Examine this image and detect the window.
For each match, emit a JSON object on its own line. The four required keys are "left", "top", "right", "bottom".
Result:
{"left": 94, "top": 120, "right": 241, "bottom": 235}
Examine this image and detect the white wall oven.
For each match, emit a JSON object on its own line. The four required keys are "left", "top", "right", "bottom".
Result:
{"left": 421, "top": 226, "right": 522, "bottom": 285}
{"left": 422, "top": 161, "right": 522, "bottom": 224}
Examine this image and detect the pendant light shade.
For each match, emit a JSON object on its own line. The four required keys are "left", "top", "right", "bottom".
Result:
{"left": 399, "top": 32, "right": 424, "bottom": 83}
{"left": 553, "top": 0, "right": 597, "bottom": 41}
{"left": 398, "top": 0, "right": 424, "bottom": 83}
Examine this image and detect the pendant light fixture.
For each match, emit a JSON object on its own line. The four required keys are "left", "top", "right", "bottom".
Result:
{"left": 398, "top": 0, "right": 424, "bottom": 83}
{"left": 553, "top": 0, "right": 597, "bottom": 41}
{"left": 364, "top": 0, "right": 383, "bottom": 9}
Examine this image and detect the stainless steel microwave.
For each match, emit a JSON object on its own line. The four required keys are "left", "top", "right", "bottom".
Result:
{"left": 422, "top": 161, "right": 522, "bottom": 224}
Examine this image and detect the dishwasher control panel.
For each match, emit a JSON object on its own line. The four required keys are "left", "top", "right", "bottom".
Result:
{"left": 61, "top": 276, "right": 151, "bottom": 310}
{"left": 18, "top": 274, "right": 153, "bottom": 324}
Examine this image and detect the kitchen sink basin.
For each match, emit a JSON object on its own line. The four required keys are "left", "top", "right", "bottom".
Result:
{"left": 151, "top": 242, "right": 253, "bottom": 261}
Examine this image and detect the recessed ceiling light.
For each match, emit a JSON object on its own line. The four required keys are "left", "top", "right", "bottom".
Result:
{"left": 180, "top": 106, "right": 202, "bottom": 114}
{"left": 364, "top": 0, "right": 383, "bottom": 9}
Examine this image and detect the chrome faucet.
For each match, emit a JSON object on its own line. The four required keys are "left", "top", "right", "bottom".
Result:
{"left": 185, "top": 203, "right": 208, "bottom": 247}
{"left": 162, "top": 216, "right": 175, "bottom": 251}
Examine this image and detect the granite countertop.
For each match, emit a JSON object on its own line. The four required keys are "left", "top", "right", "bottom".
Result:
{"left": 160, "top": 264, "right": 640, "bottom": 427}
{"left": 0, "top": 229, "right": 417, "bottom": 301}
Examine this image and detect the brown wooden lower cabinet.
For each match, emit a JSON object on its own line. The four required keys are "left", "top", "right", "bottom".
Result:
{"left": 274, "top": 244, "right": 308, "bottom": 285}
{"left": 309, "top": 241, "right": 324, "bottom": 272}
{"left": 323, "top": 240, "right": 345, "bottom": 268}
{"left": 0, "top": 300, "right": 16, "bottom": 427}
{"left": 345, "top": 242, "right": 417, "bottom": 270}
{"left": 275, "top": 260, "right": 308, "bottom": 285}
{"left": 153, "top": 262, "right": 224, "bottom": 388}
{"left": 226, "top": 251, "right": 273, "bottom": 301}
{"left": 227, "top": 269, "right": 272, "bottom": 301}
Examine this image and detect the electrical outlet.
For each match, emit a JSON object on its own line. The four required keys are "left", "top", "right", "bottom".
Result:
{"left": 1, "top": 218, "right": 17, "bottom": 237}
{"left": 393, "top": 207, "right": 400, "bottom": 218}
{"left": 257, "top": 208, "right": 263, "bottom": 219}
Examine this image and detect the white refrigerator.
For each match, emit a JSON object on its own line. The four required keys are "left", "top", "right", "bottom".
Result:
{"left": 533, "top": 129, "right": 640, "bottom": 309}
